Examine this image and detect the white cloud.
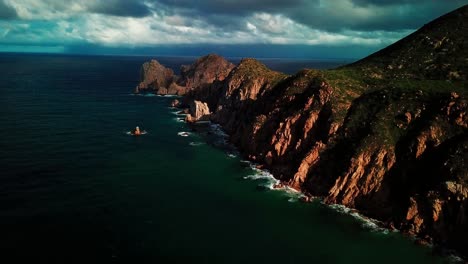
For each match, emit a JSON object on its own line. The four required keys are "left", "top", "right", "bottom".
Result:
{"left": 0, "top": 0, "right": 414, "bottom": 50}
{"left": 4, "top": 0, "right": 87, "bottom": 20}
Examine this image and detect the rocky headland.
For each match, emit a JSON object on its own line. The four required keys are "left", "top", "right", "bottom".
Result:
{"left": 134, "top": 54, "right": 234, "bottom": 96}
{"left": 136, "top": 5, "right": 467, "bottom": 258}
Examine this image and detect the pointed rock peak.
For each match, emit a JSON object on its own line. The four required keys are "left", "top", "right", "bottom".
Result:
{"left": 233, "top": 58, "right": 277, "bottom": 77}
{"left": 182, "top": 54, "right": 234, "bottom": 70}
{"left": 179, "top": 54, "right": 235, "bottom": 89}
{"left": 197, "top": 53, "right": 226, "bottom": 62}
{"left": 238, "top": 58, "right": 267, "bottom": 68}
{"left": 149, "top": 59, "right": 162, "bottom": 65}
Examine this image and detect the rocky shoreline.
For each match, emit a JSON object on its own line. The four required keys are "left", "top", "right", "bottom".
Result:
{"left": 134, "top": 5, "right": 467, "bottom": 259}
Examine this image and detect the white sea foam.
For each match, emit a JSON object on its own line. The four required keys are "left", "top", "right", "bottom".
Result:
{"left": 278, "top": 186, "right": 304, "bottom": 201}
{"left": 446, "top": 254, "right": 464, "bottom": 263}
{"left": 125, "top": 131, "right": 148, "bottom": 135}
{"left": 243, "top": 172, "right": 277, "bottom": 181}
{"left": 171, "top": 111, "right": 187, "bottom": 116}
{"left": 189, "top": 141, "right": 204, "bottom": 146}
{"left": 242, "top": 164, "right": 306, "bottom": 202}
{"left": 177, "top": 131, "right": 190, "bottom": 137}
{"left": 328, "top": 203, "right": 391, "bottom": 233}
{"left": 242, "top": 166, "right": 280, "bottom": 190}
{"left": 129, "top": 93, "right": 182, "bottom": 98}
{"left": 227, "top": 153, "right": 237, "bottom": 158}
{"left": 241, "top": 159, "right": 399, "bottom": 235}
{"left": 156, "top": 94, "right": 181, "bottom": 98}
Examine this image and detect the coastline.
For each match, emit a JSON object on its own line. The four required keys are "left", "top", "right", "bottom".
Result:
{"left": 140, "top": 45, "right": 467, "bottom": 258}
{"left": 180, "top": 116, "right": 464, "bottom": 262}
{"left": 136, "top": 8, "right": 468, "bottom": 255}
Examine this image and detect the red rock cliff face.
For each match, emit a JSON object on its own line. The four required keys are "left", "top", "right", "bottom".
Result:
{"left": 136, "top": 60, "right": 179, "bottom": 94}
{"left": 179, "top": 54, "right": 235, "bottom": 90}
{"left": 136, "top": 5, "right": 468, "bottom": 257}
{"left": 184, "top": 57, "right": 467, "bottom": 257}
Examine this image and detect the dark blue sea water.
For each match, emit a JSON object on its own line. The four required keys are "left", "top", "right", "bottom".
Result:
{"left": 0, "top": 53, "right": 448, "bottom": 263}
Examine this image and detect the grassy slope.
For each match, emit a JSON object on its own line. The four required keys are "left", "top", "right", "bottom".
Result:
{"left": 313, "top": 5, "right": 468, "bottom": 145}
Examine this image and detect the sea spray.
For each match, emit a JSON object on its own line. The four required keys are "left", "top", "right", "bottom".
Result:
{"left": 177, "top": 131, "right": 191, "bottom": 137}
{"left": 327, "top": 203, "right": 392, "bottom": 234}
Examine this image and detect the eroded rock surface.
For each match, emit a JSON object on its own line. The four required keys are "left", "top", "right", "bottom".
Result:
{"left": 135, "top": 60, "right": 175, "bottom": 94}
{"left": 133, "top": 5, "right": 468, "bottom": 258}
{"left": 186, "top": 100, "right": 210, "bottom": 122}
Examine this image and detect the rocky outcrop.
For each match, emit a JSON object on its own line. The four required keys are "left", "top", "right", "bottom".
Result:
{"left": 135, "top": 54, "right": 235, "bottom": 96}
{"left": 135, "top": 60, "right": 176, "bottom": 94}
{"left": 170, "top": 99, "right": 180, "bottom": 108}
{"left": 186, "top": 100, "right": 210, "bottom": 122}
{"left": 180, "top": 54, "right": 235, "bottom": 90}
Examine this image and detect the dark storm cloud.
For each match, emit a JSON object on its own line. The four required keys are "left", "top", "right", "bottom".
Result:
{"left": 351, "top": 0, "right": 423, "bottom": 6}
{"left": 156, "top": 0, "right": 303, "bottom": 15}
{"left": 289, "top": 1, "right": 468, "bottom": 32}
{"left": 0, "top": 1, "right": 17, "bottom": 19}
{"left": 153, "top": 0, "right": 468, "bottom": 32}
{"left": 153, "top": 0, "right": 304, "bottom": 30}
{"left": 89, "top": 0, "right": 151, "bottom": 17}
{"left": 2, "top": 0, "right": 468, "bottom": 53}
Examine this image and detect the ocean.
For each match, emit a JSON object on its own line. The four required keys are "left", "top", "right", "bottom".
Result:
{"left": 0, "top": 53, "right": 448, "bottom": 263}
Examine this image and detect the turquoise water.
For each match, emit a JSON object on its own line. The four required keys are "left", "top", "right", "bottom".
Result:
{"left": 0, "top": 53, "right": 448, "bottom": 263}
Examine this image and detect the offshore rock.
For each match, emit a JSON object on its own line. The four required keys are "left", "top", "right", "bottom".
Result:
{"left": 170, "top": 99, "right": 180, "bottom": 108}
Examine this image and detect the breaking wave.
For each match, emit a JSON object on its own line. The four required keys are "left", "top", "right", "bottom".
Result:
{"left": 177, "top": 131, "right": 191, "bottom": 137}
{"left": 328, "top": 203, "right": 392, "bottom": 234}
{"left": 155, "top": 94, "right": 181, "bottom": 98}
{"left": 125, "top": 131, "right": 148, "bottom": 136}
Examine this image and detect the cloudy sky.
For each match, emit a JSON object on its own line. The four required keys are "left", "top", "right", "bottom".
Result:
{"left": 0, "top": 0, "right": 466, "bottom": 58}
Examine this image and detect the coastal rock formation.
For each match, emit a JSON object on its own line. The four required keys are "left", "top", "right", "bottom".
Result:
{"left": 181, "top": 54, "right": 236, "bottom": 109}
{"left": 135, "top": 5, "right": 468, "bottom": 258}
{"left": 180, "top": 54, "right": 235, "bottom": 90}
{"left": 186, "top": 100, "right": 210, "bottom": 122}
{"left": 170, "top": 99, "right": 180, "bottom": 108}
{"left": 135, "top": 60, "right": 177, "bottom": 94}
{"left": 135, "top": 54, "right": 235, "bottom": 96}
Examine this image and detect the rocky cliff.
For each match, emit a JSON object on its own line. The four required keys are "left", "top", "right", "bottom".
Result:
{"left": 137, "top": 5, "right": 468, "bottom": 258}
{"left": 135, "top": 59, "right": 179, "bottom": 94}
{"left": 134, "top": 54, "right": 234, "bottom": 96}
{"left": 179, "top": 54, "right": 235, "bottom": 90}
